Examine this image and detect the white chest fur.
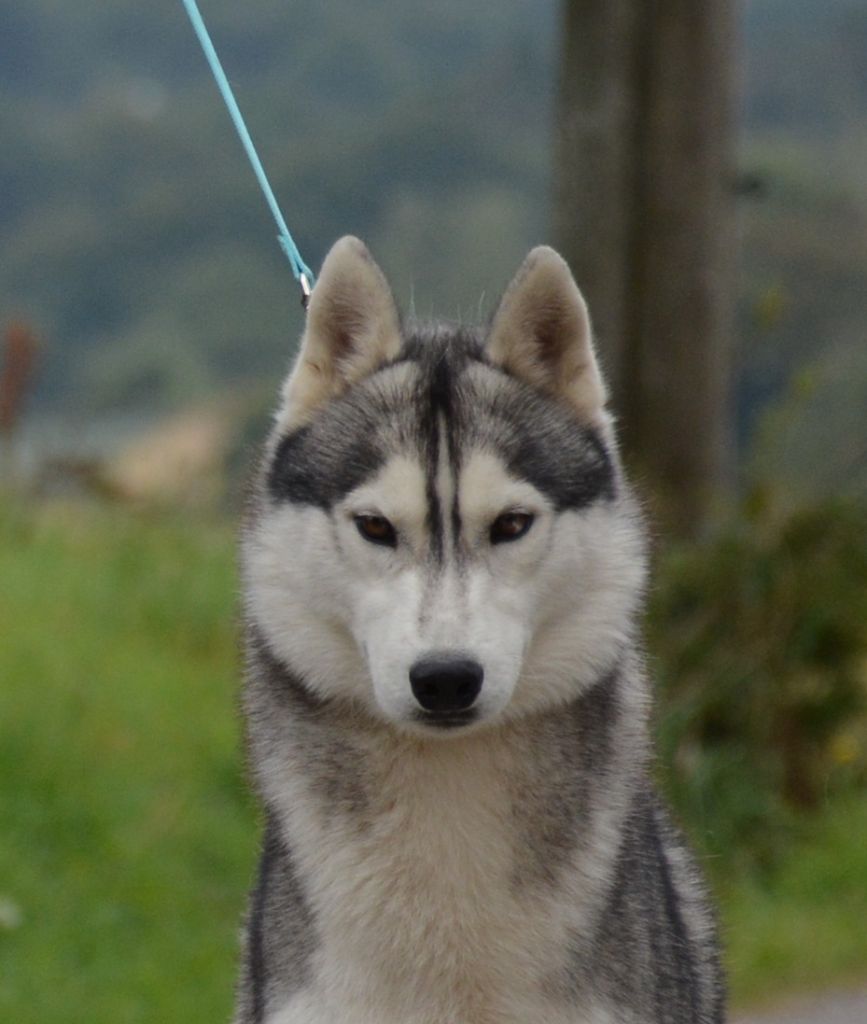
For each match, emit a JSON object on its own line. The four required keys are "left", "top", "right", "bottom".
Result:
{"left": 262, "top": 727, "right": 616, "bottom": 1024}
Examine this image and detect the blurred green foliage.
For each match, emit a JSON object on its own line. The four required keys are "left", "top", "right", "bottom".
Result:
{"left": 0, "top": 498, "right": 256, "bottom": 1024}
{"left": 721, "top": 791, "right": 867, "bottom": 1003}
{"left": 650, "top": 498, "right": 867, "bottom": 873}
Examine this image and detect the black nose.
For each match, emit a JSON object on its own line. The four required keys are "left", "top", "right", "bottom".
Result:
{"left": 409, "top": 656, "right": 484, "bottom": 714}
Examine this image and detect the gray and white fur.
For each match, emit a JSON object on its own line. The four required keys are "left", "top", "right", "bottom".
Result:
{"left": 236, "top": 237, "right": 725, "bottom": 1024}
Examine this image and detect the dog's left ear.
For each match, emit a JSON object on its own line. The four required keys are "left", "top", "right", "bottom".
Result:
{"left": 486, "top": 247, "right": 607, "bottom": 424}
{"left": 277, "top": 236, "right": 402, "bottom": 431}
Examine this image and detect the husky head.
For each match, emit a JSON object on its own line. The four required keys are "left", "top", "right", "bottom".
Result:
{"left": 243, "top": 237, "right": 646, "bottom": 735}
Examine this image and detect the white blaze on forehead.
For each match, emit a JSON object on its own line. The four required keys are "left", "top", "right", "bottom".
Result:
{"left": 343, "top": 454, "right": 428, "bottom": 542}
{"left": 458, "top": 449, "right": 549, "bottom": 529}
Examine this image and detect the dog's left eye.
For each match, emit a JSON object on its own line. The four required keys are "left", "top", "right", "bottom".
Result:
{"left": 354, "top": 514, "right": 397, "bottom": 548}
{"left": 490, "top": 511, "right": 534, "bottom": 544}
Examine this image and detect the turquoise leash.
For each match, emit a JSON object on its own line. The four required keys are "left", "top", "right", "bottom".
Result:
{"left": 179, "top": 0, "right": 315, "bottom": 307}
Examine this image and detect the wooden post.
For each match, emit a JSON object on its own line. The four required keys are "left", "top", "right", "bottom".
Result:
{"left": 554, "top": 1, "right": 738, "bottom": 535}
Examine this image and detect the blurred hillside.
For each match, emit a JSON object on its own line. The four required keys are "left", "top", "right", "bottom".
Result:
{"left": 1, "top": 0, "right": 554, "bottom": 414}
{"left": 2, "top": 0, "right": 867, "bottom": 497}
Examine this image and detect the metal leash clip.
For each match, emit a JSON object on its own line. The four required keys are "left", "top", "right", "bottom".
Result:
{"left": 299, "top": 273, "right": 312, "bottom": 310}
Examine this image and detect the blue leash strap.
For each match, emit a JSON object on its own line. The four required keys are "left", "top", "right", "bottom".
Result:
{"left": 179, "top": 0, "right": 315, "bottom": 306}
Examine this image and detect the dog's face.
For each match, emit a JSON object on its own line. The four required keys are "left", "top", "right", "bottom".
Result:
{"left": 243, "top": 237, "right": 646, "bottom": 734}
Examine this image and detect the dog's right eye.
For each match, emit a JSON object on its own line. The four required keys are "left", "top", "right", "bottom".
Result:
{"left": 354, "top": 514, "right": 397, "bottom": 548}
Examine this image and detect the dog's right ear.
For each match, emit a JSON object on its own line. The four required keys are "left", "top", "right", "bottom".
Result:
{"left": 276, "top": 236, "right": 401, "bottom": 431}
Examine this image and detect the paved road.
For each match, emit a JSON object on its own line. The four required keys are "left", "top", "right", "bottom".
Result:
{"left": 734, "top": 987, "right": 867, "bottom": 1023}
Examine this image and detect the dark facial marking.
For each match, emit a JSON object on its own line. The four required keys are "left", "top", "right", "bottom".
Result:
{"left": 418, "top": 348, "right": 459, "bottom": 563}
{"left": 484, "top": 380, "right": 615, "bottom": 511}
{"left": 267, "top": 324, "right": 612, "bottom": 535}
{"left": 511, "top": 424, "right": 614, "bottom": 510}
{"left": 267, "top": 403, "right": 385, "bottom": 508}
{"left": 425, "top": 434, "right": 444, "bottom": 562}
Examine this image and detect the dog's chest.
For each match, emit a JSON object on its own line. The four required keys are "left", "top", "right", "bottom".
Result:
{"left": 278, "top": 733, "right": 583, "bottom": 1022}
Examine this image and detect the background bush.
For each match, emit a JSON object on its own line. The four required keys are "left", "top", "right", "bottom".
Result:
{"left": 650, "top": 497, "right": 867, "bottom": 874}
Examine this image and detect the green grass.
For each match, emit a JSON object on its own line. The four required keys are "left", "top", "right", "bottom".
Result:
{"left": 0, "top": 498, "right": 256, "bottom": 1024}
{"left": 719, "top": 792, "right": 867, "bottom": 1008}
{"left": 1, "top": 496, "right": 865, "bottom": 1020}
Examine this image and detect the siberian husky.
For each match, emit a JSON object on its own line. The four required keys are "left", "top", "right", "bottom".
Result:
{"left": 235, "top": 237, "right": 725, "bottom": 1023}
